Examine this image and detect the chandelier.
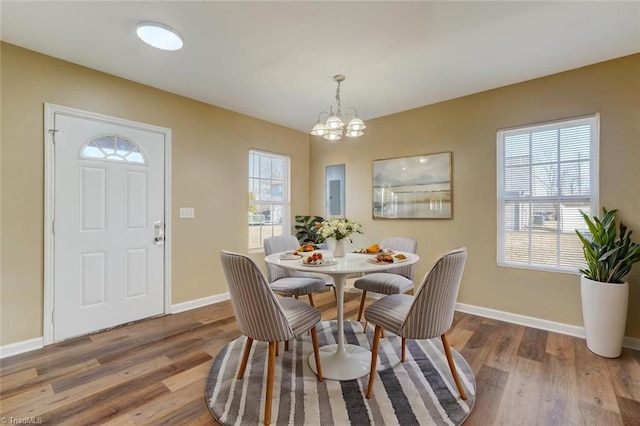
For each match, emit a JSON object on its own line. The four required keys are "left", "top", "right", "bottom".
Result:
{"left": 310, "top": 75, "right": 366, "bottom": 141}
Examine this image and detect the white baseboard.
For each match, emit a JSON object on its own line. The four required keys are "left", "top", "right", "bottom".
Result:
{"left": 171, "top": 292, "right": 230, "bottom": 314}
{"left": 623, "top": 336, "right": 640, "bottom": 351}
{"left": 455, "top": 302, "right": 640, "bottom": 351}
{"left": 3, "top": 298, "right": 638, "bottom": 359}
{"left": 0, "top": 337, "right": 44, "bottom": 359}
{"left": 1, "top": 293, "right": 230, "bottom": 359}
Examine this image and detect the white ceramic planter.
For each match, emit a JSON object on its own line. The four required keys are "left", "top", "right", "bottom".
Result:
{"left": 580, "top": 276, "right": 628, "bottom": 358}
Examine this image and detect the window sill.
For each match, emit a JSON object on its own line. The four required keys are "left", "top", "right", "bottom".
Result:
{"left": 497, "top": 261, "right": 581, "bottom": 275}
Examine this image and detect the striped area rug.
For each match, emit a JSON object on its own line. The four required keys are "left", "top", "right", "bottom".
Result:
{"left": 206, "top": 320, "right": 475, "bottom": 425}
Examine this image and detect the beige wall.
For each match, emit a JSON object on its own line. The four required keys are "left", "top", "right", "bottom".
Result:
{"left": 2, "top": 43, "right": 638, "bottom": 347}
{"left": 0, "top": 43, "right": 310, "bottom": 345}
{"left": 310, "top": 54, "right": 640, "bottom": 338}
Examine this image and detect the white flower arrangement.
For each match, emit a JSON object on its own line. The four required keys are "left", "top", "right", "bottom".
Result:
{"left": 318, "top": 218, "right": 363, "bottom": 242}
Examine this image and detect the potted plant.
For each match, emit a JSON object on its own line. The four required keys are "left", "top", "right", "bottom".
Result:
{"left": 575, "top": 208, "right": 640, "bottom": 357}
{"left": 294, "top": 215, "right": 326, "bottom": 245}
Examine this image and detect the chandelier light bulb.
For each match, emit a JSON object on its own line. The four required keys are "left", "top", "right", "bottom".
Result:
{"left": 324, "top": 130, "right": 342, "bottom": 141}
{"left": 326, "top": 115, "right": 344, "bottom": 130}
{"left": 347, "top": 117, "right": 366, "bottom": 132}
{"left": 310, "top": 122, "right": 327, "bottom": 136}
{"left": 345, "top": 130, "right": 364, "bottom": 138}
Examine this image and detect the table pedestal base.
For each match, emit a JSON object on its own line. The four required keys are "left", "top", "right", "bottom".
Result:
{"left": 308, "top": 343, "right": 374, "bottom": 381}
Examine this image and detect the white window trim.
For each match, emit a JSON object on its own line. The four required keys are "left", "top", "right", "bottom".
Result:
{"left": 248, "top": 149, "right": 291, "bottom": 253}
{"left": 496, "top": 114, "right": 599, "bottom": 274}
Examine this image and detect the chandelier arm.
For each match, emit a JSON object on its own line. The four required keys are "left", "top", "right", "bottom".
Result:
{"left": 316, "top": 111, "right": 331, "bottom": 122}
{"left": 344, "top": 106, "right": 359, "bottom": 120}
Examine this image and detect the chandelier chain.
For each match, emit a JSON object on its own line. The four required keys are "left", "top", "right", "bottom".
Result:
{"left": 335, "top": 80, "right": 342, "bottom": 116}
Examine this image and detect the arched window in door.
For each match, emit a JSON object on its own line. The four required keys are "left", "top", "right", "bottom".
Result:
{"left": 80, "top": 134, "right": 147, "bottom": 165}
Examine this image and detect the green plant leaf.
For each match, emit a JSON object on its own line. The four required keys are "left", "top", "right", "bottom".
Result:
{"left": 293, "top": 215, "right": 325, "bottom": 244}
{"left": 576, "top": 208, "right": 640, "bottom": 283}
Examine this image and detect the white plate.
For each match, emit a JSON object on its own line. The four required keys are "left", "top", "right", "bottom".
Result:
{"left": 301, "top": 259, "right": 338, "bottom": 267}
{"left": 280, "top": 254, "right": 302, "bottom": 260}
{"left": 367, "top": 257, "right": 410, "bottom": 265}
{"left": 353, "top": 249, "right": 395, "bottom": 255}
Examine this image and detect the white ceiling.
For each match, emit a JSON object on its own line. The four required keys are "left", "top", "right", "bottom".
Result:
{"left": 2, "top": 1, "right": 639, "bottom": 133}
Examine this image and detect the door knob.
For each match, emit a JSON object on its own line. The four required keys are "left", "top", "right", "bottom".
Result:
{"left": 153, "top": 219, "right": 165, "bottom": 245}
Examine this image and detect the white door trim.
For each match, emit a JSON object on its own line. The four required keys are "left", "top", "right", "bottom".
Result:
{"left": 43, "top": 103, "right": 172, "bottom": 345}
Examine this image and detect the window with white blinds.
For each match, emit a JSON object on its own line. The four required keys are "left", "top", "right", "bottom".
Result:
{"left": 248, "top": 150, "right": 290, "bottom": 251}
{"left": 497, "top": 115, "right": 599, "bottom": 273}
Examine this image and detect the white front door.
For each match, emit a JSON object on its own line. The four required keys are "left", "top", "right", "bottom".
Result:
{"left": 53, "top": 112, "right": 166, "bottom": 341}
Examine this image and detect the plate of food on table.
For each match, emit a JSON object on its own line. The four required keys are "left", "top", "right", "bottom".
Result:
{"left": 297, "top": 243, "right": 319, "bottom": 253}
{"left": 301, "top": 252, "right": 337, "bottom": 267}
{"left": 279, "top": 251, "right": 303, "bottom": 260}
{"left": 367, "top": 253, "right": 409, "bottom": 264}
{"left": 353, "top": 244, "right": 394, "bottom": 255}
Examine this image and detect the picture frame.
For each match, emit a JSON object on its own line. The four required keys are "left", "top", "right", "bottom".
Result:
{"left": 372, "top": 152, "right": 452, "bottom": 219}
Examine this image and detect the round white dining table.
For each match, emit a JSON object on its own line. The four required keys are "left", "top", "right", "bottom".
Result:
{"left": 264, "top": 250, "right": 420, "bottom": 381}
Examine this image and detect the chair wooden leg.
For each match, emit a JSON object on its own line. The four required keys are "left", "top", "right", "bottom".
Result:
{"left": 294, "top": 294, "right": 299, "bottom": 300}
{"left": 357, "top": 291, "right": 367, "bottom": 321}
{"left": 310, "top": 326, "right": 323, "bottom": 382}
{"left": 275, "top": 341, "right": 279, "bottom": 357}
{"left": 366, "top": 325, "right": 383, "bottom": 399}
{"left": 441, "top": 333, "right": 467, "bottom": 400}
{"left": 380, "top": 328, "right": 385, "bottom": 338}
{"left": 237, "top": 337, "right": 253, "bottom": 379}
{"left": 265, "top": 342, "right": 276, "bottom": 425}
{"left": 401, "top": 337, "right": 406, "bottom": 362}
{"left": 284, "top": 340, "right": 289, "bottom": 351}
{"left": 308, "top": 293, "right": 315, "bottom": 307}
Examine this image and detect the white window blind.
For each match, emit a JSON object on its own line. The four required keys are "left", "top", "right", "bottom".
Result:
{"left": 248, "top": 150, "right": 290, "bottom": 251}
{"left": 497, "top": 115, "right": 599, "bottom": 272}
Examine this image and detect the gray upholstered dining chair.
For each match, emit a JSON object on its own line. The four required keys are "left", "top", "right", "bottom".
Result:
{"left": 220, "top": 250, "right": 323, "bottom": 426}
{"left": 364, "top": 247, "right": 468, "bottom": 400}
{"left": 264, "top": 235, "right": 334, "bottom": 305}
{"left": 354, "top": 237, "right": 418, "bottom": 322}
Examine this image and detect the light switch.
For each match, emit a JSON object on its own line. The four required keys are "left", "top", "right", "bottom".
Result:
{"left": 179, "top": 207, "right": 195, "bottom": 219}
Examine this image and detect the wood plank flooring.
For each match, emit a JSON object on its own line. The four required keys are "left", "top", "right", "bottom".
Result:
{"left": 1, "top": 290, "right": 639, "bottom": 425}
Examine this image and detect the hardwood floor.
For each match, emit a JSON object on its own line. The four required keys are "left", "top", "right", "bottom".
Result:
{"left": 1, "top": 290, "right": 639, "bottom": 425}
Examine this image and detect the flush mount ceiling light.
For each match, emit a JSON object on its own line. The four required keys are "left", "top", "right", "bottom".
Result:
{"left": 136, "top": 21, "right": 183, "bottom": 51}
{"left": 310, "top": 75, "right": 366, "bottom": 141}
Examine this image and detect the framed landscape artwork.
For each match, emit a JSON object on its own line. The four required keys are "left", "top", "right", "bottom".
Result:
{"left": 373, "top": 152, "right": 452, "bottom": 219}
